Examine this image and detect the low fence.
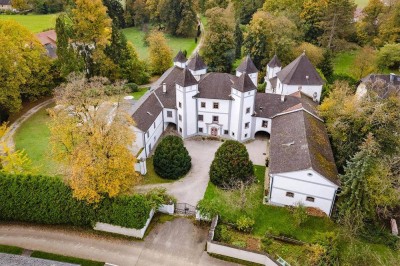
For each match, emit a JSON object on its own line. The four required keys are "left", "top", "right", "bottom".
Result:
{"left": 206, "top": 216, "right": 279, "bottom": 266}
{"left": 94, "top": 203, "right": 175, "bottom": 238}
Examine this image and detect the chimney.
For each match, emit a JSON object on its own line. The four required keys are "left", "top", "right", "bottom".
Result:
{"left": 162, "top": 83, "right": 167, "bottom": 94}
{"left": 390, "top": 73, "right": 395, "bottom": 83}
{"left": 280, "top": 94, "right": 285, "bottom": 102}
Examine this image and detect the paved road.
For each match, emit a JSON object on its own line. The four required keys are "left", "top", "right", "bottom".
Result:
{"left": 0, "top": 219, "right": 236, "bottom": 266}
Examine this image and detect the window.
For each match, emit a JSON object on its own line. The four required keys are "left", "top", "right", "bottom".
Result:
{"left": 201, "top": 102, "right": 206, "bottom": 108}
{"left": 232, "top": 132, "right": 235, "bottom": 136}
{"left": 245, "top": 134, "right": 248, "bottom": 138}
{"left": 179, "top": 127, "right": 182, "bottom": 133}
{"left": 245, "top": 122, "right": 250, "bottom": 129}
{"left": 179, "top": 102, "right": 182, "bottom": 108}
{"left": 262, "top": 120, "right": 268, "bottom": 128}
{"left": 213, "top": 102, "right": 219, "bottom": 109}
{"left": 224, "top": 130, "right": 228, "bottom": 135}
{"left": 212, "top": 116, "right": 219, "bottom": 122}
{"left": 199, "top": 127, "right": 203, "bottom": 133}
{"left": 246, "top": 107, "right": 250, "bottom": 114}
{"left": 167, "top": 111, "right": 172, "bottom": 117}
{"left": 153, "top": 122, "right": 156, "bottom": 129}
{"left": 198, "top": 115, "right": 204, "bottom": 121}
{"left": 179, "top": 114, "right": 182, "bottom": 121}
{"left": 286, "top": 192, "right": 294, "bottom": 198}
{"left": 306, "top": 196, "right": 315, "bottom": 202}
{"left": 146, "top": 132, "right": 149, "bottom": 138}
{"left": 154, "top": 136, "right": 156, "bottom": 141}
{"left": 148, "top": 144, "right": 152, "bottom": 152}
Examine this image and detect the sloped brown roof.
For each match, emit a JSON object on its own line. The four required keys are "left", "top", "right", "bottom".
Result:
{"left": 232, "top": 72, "right": 257, "bottom": 92}
{"left": 187, "top": 52, "right": 207, "bottom": 71}
{"left": 196, "top": 73, "right": 236, "bottom": 100}
{"left": 360, "top": 74, "right": 400, "bottom": 98}
{"left": 267, "top": 55, "right": 282, "bottom": 68}
{"left": 277, "top": 53, "right": 324, "bottom": 86}
{"left": 236, "top": 55, "right": 258, "bottom": 73}
{"left": 153, "top": 67, "right": 183, "bottom": 109}
{"left": 173, "top": 50, "right": 187, "bottom": 63}
{"left": 0, "top": 0, "right": 11, "bottom": 5}
{"left": 36, "top": 30, "right": 57, "bottom": 45}
{"left": 132, "top": 93, "right": 163, "bottom": 132}
{"left": 269, "top": 110, "right": 339, "bottom": 185}
{"left": 176, "top": 67, "right": 198, "bottom": 87}
{"left": 254, "top": 92, "right": 318, "bottom": 118}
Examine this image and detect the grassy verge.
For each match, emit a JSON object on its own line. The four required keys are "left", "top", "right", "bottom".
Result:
{"left": 203, "top": 165, "right": 399, "bottom": 264}
{"left": 0, "top": 14, "right": 57, "bottom": 33}
{"left": 140, "top": 158, "right": 174, "bottom": 185}
{"left": 132, "top": 87, "right": 149, "bottom": 100}
{"left": 14, "top": 103, "right": 62, "bottom": 176}
{"left": 0, "top": 244, "right": 23, "bottom": 255}
{"left": 122, "top": 27, "right": 197, "bottom": 60}
{"left": 333, "top": 51, "right": 358, "bottom": 77}
{"left": 31, "top": 251, "right": 103, "bottom": 266}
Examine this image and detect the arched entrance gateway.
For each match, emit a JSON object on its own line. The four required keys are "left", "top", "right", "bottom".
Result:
{"left": 211, "top": 127, "right": 218, "bottom": 136}
{"left": 254, "top": 130, "right": 270, "bottom": 140}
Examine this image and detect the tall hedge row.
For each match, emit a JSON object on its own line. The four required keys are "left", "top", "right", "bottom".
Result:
{"left": 0, "top": 173, "right": 153, "bottom": 229}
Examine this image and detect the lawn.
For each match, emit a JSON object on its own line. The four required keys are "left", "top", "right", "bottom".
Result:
{"left": 355, "top": 0, "right": 369, "bottom": 8}
{"left": 0, "top": 244, "right": 23, "bottom": 255}
{"left": 203, "top": 165, "right": 400, "bottom": 265}
{"left": 333, "top": 50, "right": 358, "bottom": 77}
{"left": 0, "top": 14, "right": 57, "bottom": 33}
{"left": 132, "top": 87, "right": 149, "bottom": 100}
{"left": 30, "top": 251, "right": 103, "bottom": 266}
{"left": 14, "top": 103, "right": 61, "bottom": 176}
{"left": 122, "top": 27, "right": 197, "bottom": 60}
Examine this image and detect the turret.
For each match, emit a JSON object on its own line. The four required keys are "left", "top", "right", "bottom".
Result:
{"left": 266, "top": 54, "right": 282, "bottom": 79}
{"left": 187, "top": 52, "right": 207, "bottom": 80}
{"left": 236, "top": 55, "right": 259, "bottom": 86}
{"left": 173, "top": 50, "right": 187, "bottom": 68}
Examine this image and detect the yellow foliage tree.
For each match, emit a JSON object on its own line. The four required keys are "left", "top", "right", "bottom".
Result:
{"left": 147, "top": 30, "right": 173, "bottom": 74}
{"left": 0, "top": 123, "right": 36, "bottom": 175}
{"left": 49, "top": 74, "right": 139, "bottom": 203}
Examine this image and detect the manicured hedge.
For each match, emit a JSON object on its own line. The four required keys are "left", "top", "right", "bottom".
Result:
{"left": 0, "top": 173, "right": 155, "bottom": 229}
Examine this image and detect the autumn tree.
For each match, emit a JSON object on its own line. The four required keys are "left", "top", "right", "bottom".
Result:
{"left": 378, "top": 0, "right": 400, "bottom": 45}
{"left": 201, "top": 6, "right": 235, "bottom": 72}
{"left": 158, "top": 0, "right": 197, "bottom": 37}
{"left": 319, "top": 81, "right": 400, "bottom": 170}
{"left": 318, "top": 0, "right": 356, "bottom": 50}
{"left": 350, "top": 46, "right": 377, "bottom": 80}
{"left": 376, "top": 43, "right": 400, "bottom": 71}
{"left": 243, "top": 10, "right": 299, "bottom": 68}
{"left": 0, "top": 123, "right": 36, "bottom": 175}
{"left": 0, "top": 20, "right": 52, "bottom": 121}
{"left": 300, "top": 0, "right": 328, "bottom": 44}
{"left": 356, "top": 0, "right": 384, "bottom": 45}
{"left": 292, "top": 42, "right": 324, "bottom": 66}
{"left": 338, "top": 135, "right": 400, "bottom": 232}
{"left": 11, "top": 0, "right": 31, "bottom": 10}
{"left": 49, "top": 74, "right": 139, "bottom": 203}
{"left": 148, "top": 30, "right": 173, "bottom": 74}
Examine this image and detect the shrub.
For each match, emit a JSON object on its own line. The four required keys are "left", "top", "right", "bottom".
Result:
{"left": 209, "top": 140, "right": 254, "bottom": 188}
{"left": 125, "top": 83, "right": 139, "bottom": 93}
{"left": 0, "top": 173, "right": 165, "bottom": 229}
{"left": 214, "top": 224, "right": 232, "bottom": 243}
{"left": 231, "top": 241, "right": 246, "bottom": 248}
{"left": 377, "top": 43, "right": 400, "bottom": 70}
{"left": 236, "top": 215, "right": 255, "bottom": 233}
{"left": 293, "top": 202, "right": 309, "bottom": 227}
{"left": 261, "top": 235, "right": 273, "bottom": 251}
{"left": 153, "top": 136, "right": 191, "bottom": 179}
{"left": 197, "top": 199, "right": 218, "bottom": 220}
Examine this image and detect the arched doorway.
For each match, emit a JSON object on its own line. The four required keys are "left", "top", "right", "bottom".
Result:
{"left": 254, "top": 130, "right": 270, "bottom": 140}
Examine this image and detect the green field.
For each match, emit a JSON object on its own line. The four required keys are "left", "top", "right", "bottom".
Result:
{"left": 333, "top": 51, "right": 358, "bottom": 76}
{"left": 0, "top": 14, "right": 57, "bottom": 33}
{"left": 122, "top": 27, "right": 197, "bottom": 60}
{"left": 355, "top": 0, "right": 369, "bottom": 8}
{"left": 14, "top": 104, "right": 61, "bottom": 176}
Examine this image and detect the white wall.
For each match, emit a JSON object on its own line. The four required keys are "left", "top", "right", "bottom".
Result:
{"left": 240, "top": 90, "right": 256, "bottom": 141}
{"left": 229, "top": 89, "right": 242, "bottom": 141}
{"left": 253, "top": 117, "right": 272, "bottom": 135}
{"left": 269, "top": 170, "right": 338, "bottom": 216}
{"left": 143, "top": 112, "right": 164, "bottom": 156}
{"left": 236, "top": 71, "right": 258, "bottom": 86}
{"left": 190, "top": 69, "right": 207, "bottom": 81}
{"left": 197, "top": 98, "right": 230, "bottom": 136}
{"left": 266, "top": 66, "right": 281, "bottom": 79}
{"left": 176, "top": 84, "right": 198, "bottom": 138}
{"left": 275, "top": 79, "right": 322, "bottom": 102}
{"left": 163, "top": 108, "right": 177, "bottom": 124}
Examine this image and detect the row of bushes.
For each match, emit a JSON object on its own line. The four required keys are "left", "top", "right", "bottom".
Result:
{"left": 0, "top": 173, "right": 166, "bottom": 229}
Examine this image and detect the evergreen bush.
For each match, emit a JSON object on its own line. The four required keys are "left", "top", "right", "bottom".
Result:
{"left": 153, "top": 136, "right": 191, "bottom": 179}
{"left": 209, "top": 140, "right": 254, "bottom": 188}
{"left": 0, "top": 173, "right": 163, "bottom": 229}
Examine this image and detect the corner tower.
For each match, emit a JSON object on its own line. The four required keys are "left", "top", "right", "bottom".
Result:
{"left": 173, "top": 50, "right": 187, "bottom": 68}
{"left": 236, "top": 55, "right": 259, "bottom": 86}
{"left": 187, "top": 52, "right": 207, "bottom": 80}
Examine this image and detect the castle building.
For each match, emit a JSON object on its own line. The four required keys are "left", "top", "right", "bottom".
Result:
{"left": 130, "top": 52, "right": 339, "bottom": 216}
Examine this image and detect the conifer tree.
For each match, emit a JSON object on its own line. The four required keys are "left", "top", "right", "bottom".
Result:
{"left": 234, "top": 20, "right": 243, "bottom": 59}
{"left": 103, "top": 0, "right": 126, "bottom": 28}
{"left": 159, "top": 0, "right": 197, "bottom": 37}
{"left": 317, "top": 50, "right": 334, "bottom": 83}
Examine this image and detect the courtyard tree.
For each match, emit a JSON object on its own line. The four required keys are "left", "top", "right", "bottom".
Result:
{"left": 148, "top": 30, "right": 173, "bottom": 74}
{"left": 49, "top": 73, "right": 140, "bottom": 203}
{"left": 153, "top": 136, "right": 191, "bottom": 180}
{"left": 209, "top": 140, "right": 254, "bottom": 188}
{"left": 201, "top": 6, "right": 236, "bottom": 72}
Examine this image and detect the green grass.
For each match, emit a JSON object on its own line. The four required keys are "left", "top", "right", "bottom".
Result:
{"left": 14, "top": 104, "right": 61, "bottom": 176}
{"left": 0, "top": 244, "right": 23, "bottom": 255}
{"left": 141, "top": 158, "right": 174, "bottom": 185}
{"left": 333, "top": 51, "right": 358, "bottom": 76}
{"left": 355, "top": 0, "right": 369, "bottom": 8}
{"left": 132, "top": 87, "right": 149, "bottom": 100}
{"left": 0, "top": 14, "right": 57, "bottom": 33}
{"left": 122, "top": 27, "right": 197, "bottom": 60}
{"left": 31, "top": 251, "right": 103, "bottom": 266}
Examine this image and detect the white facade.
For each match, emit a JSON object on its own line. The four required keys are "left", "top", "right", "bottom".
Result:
{"left": 269, "top": 170, "right": 339, "bottom": 216}
{"left": 176, "top": 84, "right": 199, "bottom": 138}
{"left": 275, "top": 80, "right": 322, "bottom": 102}
{"left": 197, "top": 98, "right": 230, "bottom": 136}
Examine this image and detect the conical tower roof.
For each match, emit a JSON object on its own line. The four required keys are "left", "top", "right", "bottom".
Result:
{"left": 176, "top": 67, "right": 198, "bottom": 87}
{"left": 232, "top": 72, "right": 256, "bottom": 92}
{"left": 267, "top": 54, "right": 282, "bottom": 68}
{"left": 187, "top": 52, "right": 207, "bottom": 71}
{"left": 173, "top": 50, "right": 187, "bottom": 63}
{"left": 236, "top": 55, "right": 258, "bottom": 74}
